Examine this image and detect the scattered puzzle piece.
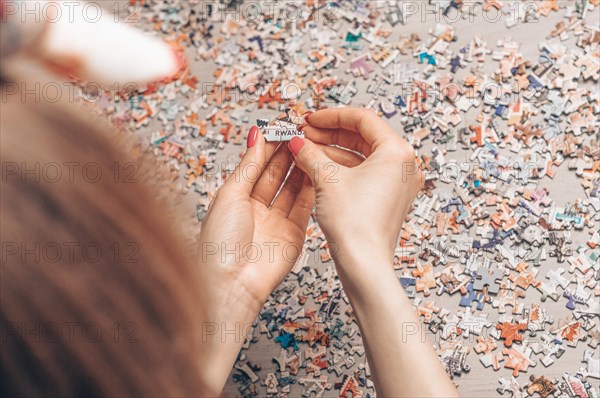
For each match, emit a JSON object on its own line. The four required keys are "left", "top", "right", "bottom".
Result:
{"left": 503, "top": 345, "right": 537, "bottom": 377}
{"left": 497, "top": 321, "right": 528, "bottom": 347}
{"left": 474, "top": 336, "right": 504, "bottom": 370}
{"left": 526, "top": 375, "right": 557, "bottom": 398}
{"left": 578, "top": 349, "right": 600, "bottom": 380}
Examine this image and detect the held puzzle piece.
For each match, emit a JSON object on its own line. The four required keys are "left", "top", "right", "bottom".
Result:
{"left": 257, "top": 109, "right": 306, "bottom": 142}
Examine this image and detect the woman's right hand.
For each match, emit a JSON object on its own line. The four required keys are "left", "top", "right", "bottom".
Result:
{"left": 289, "top": 107, "right": 424, "bottom": 269}
{"left": 289, "top": 108, "right": 458, "bottom": 398}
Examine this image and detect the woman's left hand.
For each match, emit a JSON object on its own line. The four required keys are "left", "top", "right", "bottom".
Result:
{"left": 198, "top": 125, "right": 364, "bottom": 393}
{"left": 197, "top": 126, "right": 314, "bottom": 391}
{"left": 200, "top": 126, "right": 314, "bottom": 323}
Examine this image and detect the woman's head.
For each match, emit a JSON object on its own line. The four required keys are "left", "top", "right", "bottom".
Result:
{"left": 1, "top": 74, "right": 208, "bottom": 397}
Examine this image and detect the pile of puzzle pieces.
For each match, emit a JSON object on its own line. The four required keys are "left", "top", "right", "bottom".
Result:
{"left": 89, "top": 1, "right": 600, "bottom": 397}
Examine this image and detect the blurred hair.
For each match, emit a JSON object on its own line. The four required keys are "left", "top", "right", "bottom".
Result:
{"left": 0, "top": 72, "right": 208, "bottom": 397}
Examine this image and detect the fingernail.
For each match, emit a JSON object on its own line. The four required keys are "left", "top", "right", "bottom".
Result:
{"left": 297, "top": 125, "right": 304, "bottom": 132}
{"left": 289, "top": 136, "right": 304, "bottom": 157}
{"left": 247, "top": 126, "right": 258, "bottom": 148}
{"left": 302, "top": 111, "right": 313, "bottom": 124}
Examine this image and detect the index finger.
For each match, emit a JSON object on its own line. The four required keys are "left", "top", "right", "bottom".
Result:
{"left": 307, "top": 108, "right": 397, "bottom": 149}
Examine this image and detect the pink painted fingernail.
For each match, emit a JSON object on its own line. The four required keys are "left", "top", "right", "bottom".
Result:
{"left": 303, "top": 111, "right": 313, "bottom": 124}
{"left": 289, "top": 136, "right": 304, "bottom": 157}
{"left": 297, "top": 125, "right": 304, "bottom": 132}
{"left": 247, "top": 126, "right": 258, "bottom": 148}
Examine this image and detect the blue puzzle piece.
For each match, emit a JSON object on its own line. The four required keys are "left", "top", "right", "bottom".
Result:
{"left": 459, "top": 281, "right": 477, "bottom": 307}
{"left": 528, "top": 75, "right": 541, "bottom": 89}
{"left": 275, "top": 332, "right": 298, "bottom": 350}
{"left": 345, "top": 31, "right": 362, "bottom": 42}
{"left": 249, "top": 35, "right": 264, "bottom": 51}
{"left": 394, "top": 95, "right": 406, "bottom": 107}
{"left": 277, "top": 375, "right": 296, "bottom": 388}
{"left": 474, "top": 291, "right": 491, "bottom": 310}
{"left": 495, "top": 104, "right": 507, "bottom": 116}
{"left": 472, "top": 230, "right": 503, "bottom": 250}
{"left": 419, "top": 52, "right": 437, "bottom": 65}
{"left": 563, "top": 291, "right": 586, "bottom": 310}
{"left": 399, "top": 275, "right": 417, "bottom": 290}
{"left": 450, "top": 56, "right": 461, "bottom": 73}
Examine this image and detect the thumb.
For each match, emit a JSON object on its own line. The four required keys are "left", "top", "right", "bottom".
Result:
{"left": 288, "top": 136, "right": 333, "bottom": 185}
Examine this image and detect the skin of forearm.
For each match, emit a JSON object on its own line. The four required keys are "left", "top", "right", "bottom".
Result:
{"left": 198, "top": 281, "right": 260, "bottom": 396}
{"left": 335, "top": 251, "right": 460, "bottom": 398}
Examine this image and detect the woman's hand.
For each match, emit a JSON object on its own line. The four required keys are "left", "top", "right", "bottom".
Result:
{"left": 200, "top": 127, "right": 315, "bottom": 322}
{"left": 288, "top": 108, "right": 457, "bottom": 398}
{"left": 198, "top": 127, "right": 314, "bottom": 392}
{"left": 290, "top": 107, "right": 424, "bottom": 268}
